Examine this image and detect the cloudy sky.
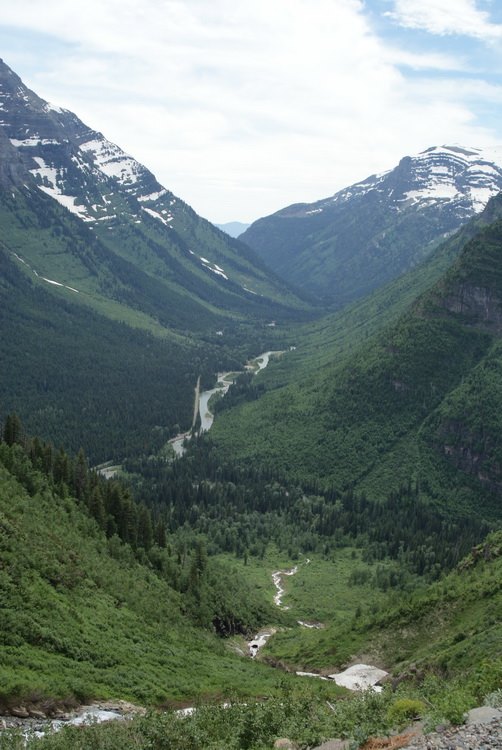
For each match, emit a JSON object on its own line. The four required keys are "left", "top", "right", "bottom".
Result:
{"left": 1, "top": 0, "right": 502, "bottom": 223}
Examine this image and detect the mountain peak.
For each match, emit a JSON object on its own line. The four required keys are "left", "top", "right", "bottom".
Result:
{"left": 241, "top": 144, "right": 502, "bottom": 305}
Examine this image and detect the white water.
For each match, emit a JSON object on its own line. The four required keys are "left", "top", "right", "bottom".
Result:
{"left": 272, "top": 566, "right": 299, "bottom": 609}
{"left": 249, "top": 560, "right": 388, "bottom": 692}
{"left": 246, "top": 559, "right": 305, "bottom": 655}
{"left": 18, "top": 707, "right": 124, "bottom": 741}
{"left": 253, "top": 351, "right": 277, "bottom": 372}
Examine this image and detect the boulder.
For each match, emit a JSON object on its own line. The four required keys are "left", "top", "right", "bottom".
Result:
{"left": 11, "top": 706, "right": 30, "bottom": 718}
{"left": 29, "top": 709, "right": 47, "bottom": 719}
{"left": 274, "top": 739, "right": 298, "bottom": 750}
{"left": 466, "top": 706, "right": 502, "bottom": 725}
{"left": 311, "top": 741, "right": 350, "bottom": 750}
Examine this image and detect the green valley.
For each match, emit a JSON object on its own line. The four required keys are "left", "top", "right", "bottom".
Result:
{"left": 0, "top": 56, "right": 501, "bottom": 750}
{"left": 212, "top": 196, "right": 502, "bottom": 521}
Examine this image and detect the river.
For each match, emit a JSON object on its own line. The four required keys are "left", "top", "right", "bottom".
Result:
{"left": 169, "top": 350, "right": 283, "bottom": 455}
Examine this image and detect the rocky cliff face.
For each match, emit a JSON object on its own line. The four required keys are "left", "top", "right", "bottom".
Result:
{"left": 441, "top": 284, "right": 502, "bottom": 332}
{"left": 0, "top": 57, "right": 167, "bottom": 219}
{"left": 438, "top": 419, "right": 502, "bottom": 491}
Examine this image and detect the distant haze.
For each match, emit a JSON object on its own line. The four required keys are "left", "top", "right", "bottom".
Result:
{"left": 215, "top": 222, "right": 250, "bottom": 238}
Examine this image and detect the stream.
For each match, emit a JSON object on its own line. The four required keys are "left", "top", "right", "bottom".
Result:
{"left": 247, "top": 561, "right": 388, "bottom": 692}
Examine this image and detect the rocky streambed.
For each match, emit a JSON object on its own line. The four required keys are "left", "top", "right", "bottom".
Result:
{"left": 0, "top": 700, "right": 145, "bottom": 739}
{"left": 246, "top": 561, "right": 389, "bottom": 693}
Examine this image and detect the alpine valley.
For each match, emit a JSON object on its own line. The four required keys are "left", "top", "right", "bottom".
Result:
{"left": 0, "top": 59, "right": 501, "bottom": 750}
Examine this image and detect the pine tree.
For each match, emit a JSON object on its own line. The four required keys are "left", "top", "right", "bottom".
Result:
{"left": 3, "top": 413, "right": 23, "bottom": 446}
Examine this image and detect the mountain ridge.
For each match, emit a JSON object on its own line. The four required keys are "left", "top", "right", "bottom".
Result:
{"left": 0, "top": 58, "right": 307, "bottom": 332}
{"left": 241, "top": 144, "right": 502, "bottom": 306}
{"left": 0, "top": 58, "right": 309, "bottom": 460}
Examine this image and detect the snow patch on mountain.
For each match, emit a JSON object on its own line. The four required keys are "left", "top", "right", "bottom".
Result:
{"left": 41, "top": 276, "right": 79, "bottom": 293}
{"left": 30, "top": 156, "right": 91, "bottom": 221}
{"left": 403, "top": 184, "right": 458, "bottom": 203}
{"left": 11, "top": 252, "right": 80, "bottom": 293}
{"left": 138, "top": 189, "right": 167, "bottom": 202}
{"left": 327, "top": 144, "right": 502, "bottom": 216}
{"left": 142, "top": 206, "right": 173, "bottom": 226}
{"left": 43, "top": 102, "right": 64, "bottom": 114}
{"left": 10, "top": 137, "right": 60, "bottom": 147}
{"left": 79, "top": 138, "right": 143, "bottom": 186}
{"left": 200, "top": 256, "right": 229, "bottom": 280}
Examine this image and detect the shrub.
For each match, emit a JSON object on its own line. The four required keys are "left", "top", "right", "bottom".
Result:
{"left": 386, "top": 698, "right": 426, "bottom": 728}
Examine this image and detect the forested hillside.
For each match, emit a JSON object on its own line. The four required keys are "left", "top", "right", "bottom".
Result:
{"left": 1, "top": 422, "right": 500, "bottom": 749}
{"left": 1, "top": 56, "right": 501, "bottom": 750}
{"left": 0, "top": 246, "right": 235, "bottom": 461}
{"left": 0, "top": 59, "right": 309, "bottom": 460}
{"left": 212, "top": 195, "right": 502, "bottom": 521}
{"left": 0, "top": 424, "right": 295, "bottom": 709}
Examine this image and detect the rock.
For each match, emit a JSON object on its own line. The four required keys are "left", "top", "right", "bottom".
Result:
{"left": 311, "top": 740, "right": 351, "bottom": 750}
{"left": 382, "top": 714, "right": 501, "bottom": 749}
{"left": 274, "top": 739, "right": 298, "bottom": 749}
{"left": 29, "top": 709, "right": 47, "bottom": 719}
{"left": 52, "top": 710, "right": 70, "bottom": 719}
{"left": 10, "top": 706, "right": 30, "bottom": 718}
{"left": 465, "top": 706, "right": 502, "bottom": 725}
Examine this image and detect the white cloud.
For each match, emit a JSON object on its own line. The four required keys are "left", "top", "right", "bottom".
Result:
{"left": 386, "top": 0, "right": 502, "bottom": 40}
{"left": 383, "top": 47, "right": 468, "bottom": 71}
{"left": 1, "top": 0, "right": 501, "bottom": 221}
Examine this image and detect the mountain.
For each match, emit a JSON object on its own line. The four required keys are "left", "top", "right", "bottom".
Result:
{"left": 215, "top": 221, "right": 250, "bottom": 238}
{"left": 0, "top": 59, "right": 310, "bottom": 459}
{"left": 0, "top": 58, "right": 306, "bottom": 332}
{"left": 241, "top": 145, "right": 502, "bottom": 306}
{"left": 213, "top": 194, "right": 502, "bottom": 521}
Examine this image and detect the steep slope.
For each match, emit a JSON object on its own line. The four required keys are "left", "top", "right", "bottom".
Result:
{"left": 242, "top": 145, "right": 502, "bottom": 305}
{"left": 0, "top": 247, "right": 232, "bottom": 462}
{"left": 0, "top": 436, "right": 287, "bottom": 710}
{"left": 266, "top": 530, "right": 501, "bottom": 716}
{"left": 0, "top": 58, "right": 306, "bottom": 332}
{"left": 0, "top": 58, "right": 311, "bottom": 459}
{"left": 213, "top": 195, "right": 502, "bottom": 520}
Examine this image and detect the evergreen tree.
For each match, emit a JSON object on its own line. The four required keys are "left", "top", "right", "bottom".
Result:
{"left": 3, "top": 413, "right": 23, "bottom": 446}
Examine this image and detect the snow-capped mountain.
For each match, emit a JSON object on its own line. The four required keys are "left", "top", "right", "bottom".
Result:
{"left": 328, "top": 145, "right": 502, "bottom": 216}
{"left": 241, "top": 145, "right": 502, "bottom": 306}
{"left": 0, "top": 58, "right": 304, "bottom": 327}
{"left": 0, "top": 58, "right": 178, "bottom": 224}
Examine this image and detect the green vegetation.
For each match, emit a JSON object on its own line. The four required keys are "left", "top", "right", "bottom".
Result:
{"left": 2, "top": 62, "right": 502, "bottom": 750}
{"left": 212, "top": 200, "right": 502, "bottom": 522}
{"left": 1, "top": 529, "right": 500, "bottom": 748}
{"left": 125, "top": 434, "right": 488, "bottom": 574}
{"left": 0, "top": 421, "right": 499, "bottom": 747}
{"left": 0, "top": 690, "right": 394, "bottom": 750}
{"left": 0, "top": 178, "right": 309, "bottom": 461}
{"left": 265, "top": 530, "right": 501, "bottom": 678}
{"left": 0, "top": 247, "right": 233, "bottom": 462}
{"left": 0, "top": 433, "right": 299, "bottom": 708}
